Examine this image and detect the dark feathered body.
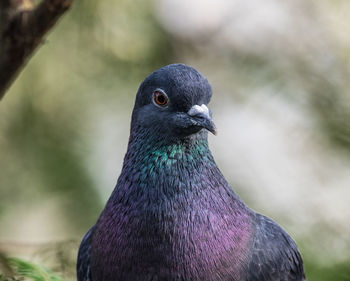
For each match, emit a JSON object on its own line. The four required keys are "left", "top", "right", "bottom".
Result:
{"left": 77, "top": 64, "right": 305, "bottom": 281}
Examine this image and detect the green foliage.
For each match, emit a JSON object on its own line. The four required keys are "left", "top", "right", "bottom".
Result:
{"left": 0, "top": 256, "right": 65, "bottom": 281}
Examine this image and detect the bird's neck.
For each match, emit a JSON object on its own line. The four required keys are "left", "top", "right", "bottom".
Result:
{"left": 107, "top": 128, "right": 241, "bottom": 208}
{"left": 125, "top": 129, "right": 213, "bottom": 172}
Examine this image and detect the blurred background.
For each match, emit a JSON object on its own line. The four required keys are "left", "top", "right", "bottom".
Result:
{"left": 1, "top": 0, "right": 350, "bottom": 280}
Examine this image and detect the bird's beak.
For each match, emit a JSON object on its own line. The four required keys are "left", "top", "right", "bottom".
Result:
{"left": 187, "top": 104, "right": 217, "bottom": 135}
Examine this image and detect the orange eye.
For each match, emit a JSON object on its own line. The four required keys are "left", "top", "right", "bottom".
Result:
{"left": 153, "top": 90, "right": 169, "bottom": 107}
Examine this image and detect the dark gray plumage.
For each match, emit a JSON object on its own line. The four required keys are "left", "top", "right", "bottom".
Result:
{"left": 246, "top": 215, "right": 305, "bottom": 281}
{"left": 77, "top": 63, "right": 306, "bottom": 281}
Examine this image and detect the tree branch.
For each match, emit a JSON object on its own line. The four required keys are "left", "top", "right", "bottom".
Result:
{"left": 0, "top": 0, "right": 73, "bottom": 99}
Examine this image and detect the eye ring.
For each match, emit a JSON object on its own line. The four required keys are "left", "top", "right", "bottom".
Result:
{"left": 153, "top": 89, "right": 169, "bottom": 107}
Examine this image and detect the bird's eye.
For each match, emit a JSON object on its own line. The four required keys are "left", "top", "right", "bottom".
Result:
{"left": 153, "top": 90, "right": 169, "bottom": 107}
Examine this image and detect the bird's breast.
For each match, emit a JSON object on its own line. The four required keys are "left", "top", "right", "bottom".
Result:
{"left": 91, "top": 196, "right": 253, "bottom": 281}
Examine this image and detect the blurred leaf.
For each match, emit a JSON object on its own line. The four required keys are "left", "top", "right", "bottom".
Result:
{"left": 0, "top": 255, "right": 65, "bottom": 281}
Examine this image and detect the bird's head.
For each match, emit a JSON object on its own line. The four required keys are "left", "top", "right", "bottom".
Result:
{"left": 131, "top": 64, "right": 216, "bottom": 142}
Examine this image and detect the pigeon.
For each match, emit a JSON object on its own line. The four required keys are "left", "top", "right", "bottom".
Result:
{"left": 77, "top": 63, "right": 306, "bottom": 281}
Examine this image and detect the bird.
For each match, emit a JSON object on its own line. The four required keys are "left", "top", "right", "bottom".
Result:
{"left": 77, "top": 63, "right": 306, "bottom": 281}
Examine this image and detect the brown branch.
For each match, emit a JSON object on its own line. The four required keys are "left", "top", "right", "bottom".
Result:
{"left": 0, "top": 0, "right": 73, "bottom": 99}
